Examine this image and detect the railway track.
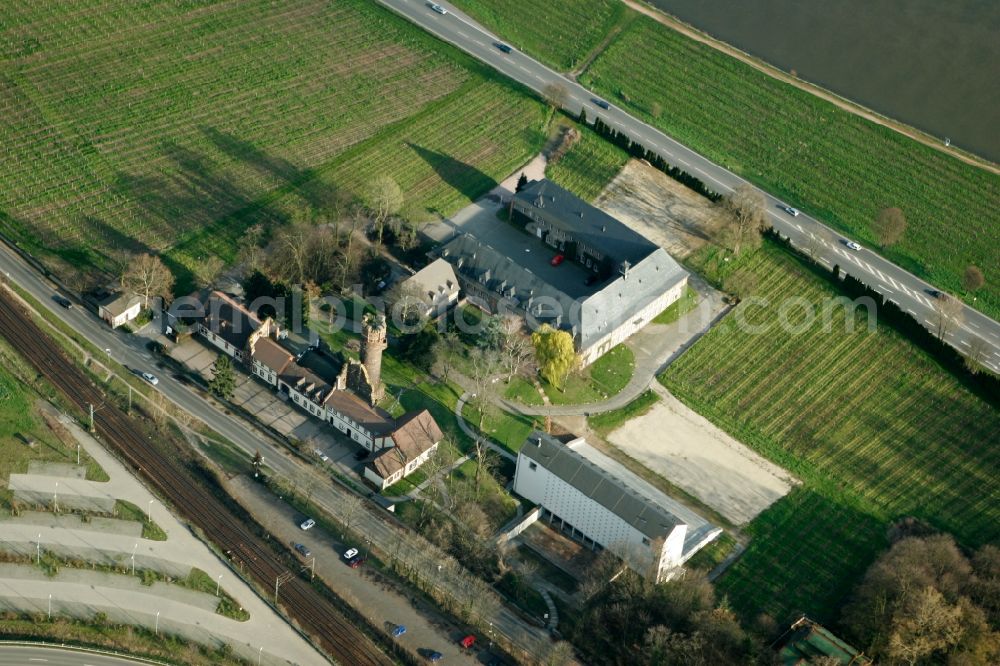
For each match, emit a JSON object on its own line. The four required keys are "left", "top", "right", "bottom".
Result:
{"left": 0, "top": 290, "right": 393, "bottom": 666}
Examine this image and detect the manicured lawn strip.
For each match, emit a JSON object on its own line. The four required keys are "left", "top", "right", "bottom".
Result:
{"left": 581, "top": 16, "right": 1000, "bottom": 317}
{"left": 587, "top": 389, "right": 658, "bottom": 437}
{"left": 546, "top": 119, "right": 630, "bottom": 202}
{"left": 463, "top": 402, "right": 536, "bottom": 456}
{"left": 501, "top": 376, "right": 544, "bottom": 406}
{"left": 543, "top": 343, "right": 634, "bottom": 406}
{"left": 652, "top": 285, "right": 697, "bottom": 324}
{"left": 660, "top": 241, "right": 1000, "bottom": 621}
{"left": 449, "top": 0, "right": 629, "bottom": 71}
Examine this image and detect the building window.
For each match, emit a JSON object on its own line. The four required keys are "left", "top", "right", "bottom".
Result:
{"left": 529, "top": 462, "right": 537, "bottom": 471}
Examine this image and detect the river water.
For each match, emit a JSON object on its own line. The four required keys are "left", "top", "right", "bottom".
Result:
{"left": 645, "top": 0, "right": 1000, "bottom": 163}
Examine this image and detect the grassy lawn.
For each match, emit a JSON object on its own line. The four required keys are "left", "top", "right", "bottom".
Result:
{"left": 0, "top": 361, "right": 109, "bottom": 512}
{"left": 449, "top": 0, "right": 630, "bottom": 71}
{"left": 543, "top": 343, "right": 634, "bottom": 405}
{"left": 546, "top": 119, "right": 630, "bottom": 202}
{"left": 660, "top": 241, "right": 1000, "bottom": 623}
{"left": 115, "top": 500, "right": 167, "bottom": 541}
{"left": 501, "top": 376, "right": 543, "bottom": 406}
{"left": 579, "top": 16, "right": 999, "bottom": 318}
{"left": 463, "top": 401, "right": 537, "bottom": 455}
{"left": 449, "top": 458, "right": 519, "bottom": 528}
{"left": 587, "top": 389, "right": 658, "bottom": 437}
{"left": 652, "top": 285, "right": 698, "bottom": 324}
{"left": 682, "top": 530, "right": 738, "bottom": 573}
{"left": 1, "top": 0, "right": 545, "bottom": 291}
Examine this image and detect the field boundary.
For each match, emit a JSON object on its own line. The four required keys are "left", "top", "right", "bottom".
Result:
{"left": 623, "top": 0, "right": 999, "bottom": 175}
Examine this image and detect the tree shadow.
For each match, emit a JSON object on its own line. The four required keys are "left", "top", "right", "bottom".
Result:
{"left": 406, "top": 142, "right": 498, "bottom": 206}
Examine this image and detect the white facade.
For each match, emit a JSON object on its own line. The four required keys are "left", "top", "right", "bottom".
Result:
{"left": 99, "top": 298, "right": 141, "bottom": 329}
{"left": 578, "top": 279, "right": 686, "bottom": 366}
{"left": 513, "top": 436, "right": 688, "bottom": 582}
{"left": 363, "top": 441, "right": 439, "bottom": 490}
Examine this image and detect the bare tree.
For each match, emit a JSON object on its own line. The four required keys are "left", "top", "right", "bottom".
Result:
{"left": 963, "top": 337, "right": 989, "bottom": 375}
{"left": 499, "top": 315, "right": 534, "bottom": 382}
{"left": 962, "top": 265, "right": 985, "bottom": 292}
{"left": 121, "top": 253, "right": 174, "bottom": 309}
{"left": 363, "top": 175, "right": 403, "bottom": 250}
{"left": 717, "top": 184, "right": 768, "bottom": 255}
{"left": 269, "top": 217, "right": 312, "bottom": 285}
{"left": 386, "top": 280, "right": 427, "bottom": 328}
{"left": 338, "top": 210, "right": 364, "bottom": 291}
{"left": 872, "top": 207, "right": 907, "bottom": 246}
{"left": 338, "top": 493, "right": 364, "bottom": 535}
{"left": 933, "top": 293, "right": 964, "bottom": 340}
{"left": 192, "top": 255, "right": 225, "bottom": 289}
{"left": 237, "top": 223, "right": 266, "bottom": 272}
{"left": 542, "top": 83, "right": 569, "bottom": 110}
{"left": 468, "top": 348, "right": 501, "bottom": 431}
{"left": 471, "top": 436, "right": 499, "bottom": 499}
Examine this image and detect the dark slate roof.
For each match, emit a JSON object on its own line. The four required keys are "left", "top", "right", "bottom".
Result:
{"left": 519, "top": 431, "right": 684, "bottom": 540}
{"left": 202, "top": 291, "right": 264, "bottom": 351}
{"left": 438, "top": 235, "right": 687, "bottom": 351}
{"left": 514, "top": 179, "right": 658, "bottom": 265}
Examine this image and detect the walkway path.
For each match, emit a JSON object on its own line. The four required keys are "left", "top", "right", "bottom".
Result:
{"left": 0, "top": 404, "right": 325, "bottom": 666}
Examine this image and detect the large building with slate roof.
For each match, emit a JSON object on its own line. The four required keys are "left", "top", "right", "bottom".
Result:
{"left": 438, "top": 178, "right": 688, "bottom": 365}
{"left": 513, "top": 432, "right": 719, "bottom": 582}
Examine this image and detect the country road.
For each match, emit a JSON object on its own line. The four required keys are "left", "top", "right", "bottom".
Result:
{"left": 377, "top": 0, "right": 1000, "bottom": 373}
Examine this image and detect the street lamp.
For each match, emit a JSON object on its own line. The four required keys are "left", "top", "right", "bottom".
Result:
{"left": 216, "top": 574, "right": 223, "bottom": 596}
{"left": 53, "top": 482, "right": 58, "bottom": 511}
{"left": 105, "top": 348, "right": 111, "bottom": 365}
{"left": 258, "top": 646, "right": 264, "bottom": 666}
{"left": 155, "top": 610, "right": 160, "bottom": 635}
{"left": 147, "top": 499, "right": 157, "bottom": 521}
{"left": 36, "top": 533, "right": 41, "bottom": 564}
{"left": 131, "top": 543, "right": 138, "bottom": 575}
{"left": 48, "top": 594, "right": 52, "bottom": 620}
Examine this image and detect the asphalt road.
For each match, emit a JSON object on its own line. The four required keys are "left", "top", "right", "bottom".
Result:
{"left": 378, "top": 0, "right": 1000, "bottom": 373}
{"left": 0, "top": 244, "right": 549, "bottom": 660}
{"left": 0, "top": 645, "right": 154, "bottom": 666}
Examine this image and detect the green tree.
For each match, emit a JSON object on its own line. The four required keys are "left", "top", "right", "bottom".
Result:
{"left": 208, "top": 355, "right": 236, "bottom": 400}
{"left": 531, "top": 324, "right": 576, "bottom": 390}
{"left": 242, "top": 270, "right": 276, "bottom": 319}
{"left": 515, "top": 173, "right": 529, "bottom": 193}
{"left": 399, "top": 326, "right": 440, "bottom": 372}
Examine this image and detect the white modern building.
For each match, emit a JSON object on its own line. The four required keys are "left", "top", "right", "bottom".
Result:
{"left": 513, "top": 432, "right": 719, "bottom": 582}
{"left": 97, "top": 290, "right": 142, "bottom": 329}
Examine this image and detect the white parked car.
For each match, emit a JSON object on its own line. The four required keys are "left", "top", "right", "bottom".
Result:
{"left": 844, "top": 240, "right": 862, "bottom": 251}
{"left": 141, "top": 372, "right": 159, "bottom": 385}
{"left": 314, "top": 448, "right": 330, "bottom": 463}
{"left": 300, "top": 518, "right": 316, "bottom": 530}
{"left": 343, "top": 547, "right": 359, "bottom": 560}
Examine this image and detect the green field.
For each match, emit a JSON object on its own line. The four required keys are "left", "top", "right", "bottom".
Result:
{"left": 546, "top": 120, "right": 630, "bottom": 202}
{"left": 450, "top": 0, "right": 629, "bottom": 71}
{"left": 446, "top": 2, "right": 1000, "bottom": 318}
{"left": 0, "top": 0, "right": 545, "bottom": 287}
{"left": 660, "top": 242, "right": 1000, "bottom": 622}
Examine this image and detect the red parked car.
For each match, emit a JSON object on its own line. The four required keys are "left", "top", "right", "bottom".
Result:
{"left": 459, "top": 635, "right": 476, "bottom": 649}
{"left": 550, "top": 254, "right": 565, "bottom": 266}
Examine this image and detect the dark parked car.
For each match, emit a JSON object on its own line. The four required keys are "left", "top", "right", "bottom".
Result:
{"left": 293, "top": 542, "right": 311, "bottom": 558}
{"left": 349, "top": 554, "right": 366, "bottom": 569}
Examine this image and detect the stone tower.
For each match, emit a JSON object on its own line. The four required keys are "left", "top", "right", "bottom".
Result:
{"left": 360, "top": 312, "right": 387, "bottom": 403}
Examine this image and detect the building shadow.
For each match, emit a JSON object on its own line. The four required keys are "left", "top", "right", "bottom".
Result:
{"left": 406, "top": 142, "right": 498, "bottom": 206}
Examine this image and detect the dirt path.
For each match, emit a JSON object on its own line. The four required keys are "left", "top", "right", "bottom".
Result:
{"left": 618, "top": 0, "right": 998, "bottom": 175}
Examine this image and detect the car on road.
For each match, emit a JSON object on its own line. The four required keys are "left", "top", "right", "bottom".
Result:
{"left": 927, "top": 289, "right": 942, "bottom": 298}
{"left": 343, "top": 547, "right": 359, "bottom": 560}
{"left": 428, "top": 3, "right": 447, "bottom": 14}
{"left": 593, "top": 98, "right": 610, "bottom": 110}
{"left": 494, "top": 42, "right": 512, "bottom": 54}
{"left": 781, "top": 205, "right": 800, "bottom": 217}
{"left": 550, "top": 254, "right": 565, "bottom": 266}
{"left": 293, "top": 542, "right": 311, "bottom": 558}
{"left": 140, "top": 372, "right": 159, "bottom": 385}
{"left": 313, "top": 448, "right": 330, "bottom": 463}
{"left": 844, "top": 240, "right": 862, "bottom": 251}
{"left": 53, "top": 295, "right": 73, "bottom": 309}
{"left": 300, "top": 518, "right": 316, "bottom": 530}
{"left": 391, "top": 624, "right": 407, "bottom": 638}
